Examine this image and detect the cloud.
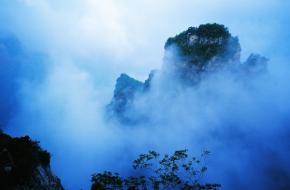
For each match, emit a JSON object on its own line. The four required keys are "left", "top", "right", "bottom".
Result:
{"left": 16, "top": 0, "right": 131, "bottom": 57}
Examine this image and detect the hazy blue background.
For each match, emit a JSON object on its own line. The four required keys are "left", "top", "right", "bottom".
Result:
{"left": 1, "top": 0, "right": 290, "bottom": 189}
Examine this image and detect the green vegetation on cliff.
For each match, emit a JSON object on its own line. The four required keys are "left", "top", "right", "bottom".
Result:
{"left": 165, "top": 23, "right": 239, "bottom": 67}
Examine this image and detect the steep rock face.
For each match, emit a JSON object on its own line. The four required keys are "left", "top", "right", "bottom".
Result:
{"left": 107, "top": 23, "right": 268, "bottom": 124}
{"left": 0, "top": 132, "right": 64, "bottom": 190}
{"left": 143, "top": 70, "right": 157, "bottom": 91}
{"left": 107, "top": 74, "right": 144, "bottom": 124}
{"left": 13, "top": 166, "right": 63, "bottom": 190}
{"left": 243, "top": 54, "right": 268, "bottom": 74}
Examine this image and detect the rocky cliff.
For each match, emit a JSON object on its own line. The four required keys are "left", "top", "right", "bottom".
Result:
{"left": 0, "top": 132, "right": 64, "bottom": 190}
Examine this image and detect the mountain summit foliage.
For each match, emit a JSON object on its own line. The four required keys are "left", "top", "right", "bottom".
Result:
{"left": 165, "top": 23, "right": 240, "bottom": 68}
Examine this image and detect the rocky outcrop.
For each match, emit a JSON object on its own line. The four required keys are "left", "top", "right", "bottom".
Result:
{"left": 14, "top": 166, "right": 63, "bottom": 190}
{"left": 106, "top": 74, "right": 144, "bottom": 124}
{"left": 243, "top": 54, "right": 268, "bottom": 74}
{"left": 107, "top": 23, "right": 268, "bottom": 124}
{"left": 0, "top": 132, "right": 64, "bottom": 190}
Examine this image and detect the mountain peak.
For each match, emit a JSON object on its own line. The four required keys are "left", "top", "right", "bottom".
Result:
{"left": 165, "top": 23, "right": 241, "bottom": 68}
{"left": 108, "top": 24, "right": 267, "bottom": 124}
